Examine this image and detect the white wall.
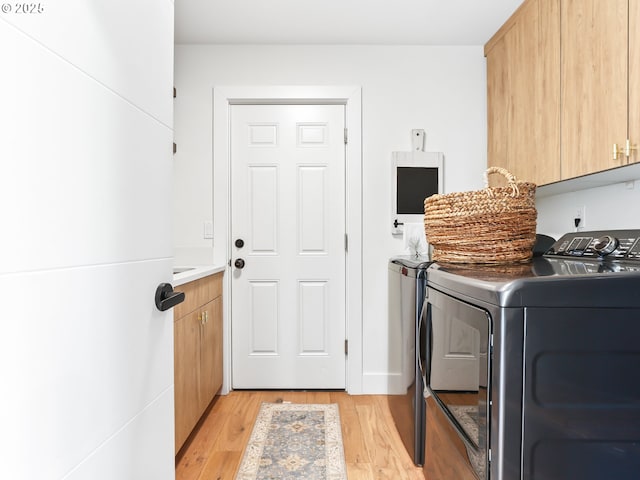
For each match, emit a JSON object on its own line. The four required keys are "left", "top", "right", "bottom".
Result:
{"left": 537, "top": 180, "right": 640, "bottom": 240}
{"left": 1, "top": 2, "right": 175, "bottom": 478}
{"left": 174, "top": 45, "right": 487, "bottom": 392}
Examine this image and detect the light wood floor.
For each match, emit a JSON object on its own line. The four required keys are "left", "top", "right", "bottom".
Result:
{"left": 176, "top": 391, "right": 426, "bottom": 480}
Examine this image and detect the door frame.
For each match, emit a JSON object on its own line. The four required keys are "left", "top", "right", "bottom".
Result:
{"left": 213, "top": 86, "right": 363, "bottom": 394}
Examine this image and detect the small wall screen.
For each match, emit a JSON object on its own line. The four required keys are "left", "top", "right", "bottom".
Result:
{"left": 396, "top": 167, "right": 439, "bottom": 214}
{"left": 391, "top": 150, "right": 443, "bottom": 234}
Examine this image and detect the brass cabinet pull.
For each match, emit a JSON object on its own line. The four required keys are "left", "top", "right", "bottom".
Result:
{"left": 613, "top": 140, "right": 637, "bottom": 161}
{"left": 613, "top": 143, "right": 624, "bottom": 161}
{"left": 625, "top": 139, "right": 637, "bottom": 158}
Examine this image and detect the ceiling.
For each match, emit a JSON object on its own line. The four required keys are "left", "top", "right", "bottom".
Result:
{"left": 175, "top": 0, "right": 524, "bottom": 45}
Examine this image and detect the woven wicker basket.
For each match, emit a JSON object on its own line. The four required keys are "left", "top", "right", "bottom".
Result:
{"left": 423, "top": 167, "right": 537, "bottom": 264}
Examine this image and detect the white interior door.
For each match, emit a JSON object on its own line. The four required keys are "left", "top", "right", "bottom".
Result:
{"left": 231, "top": 104, "right": 346, "bottom": 389}
{"left": 1, "top": 5, "right": 175, "bottom": 479}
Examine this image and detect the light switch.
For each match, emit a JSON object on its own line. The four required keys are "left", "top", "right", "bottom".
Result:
{"left": 203, "top": 221, "right": 213, "bottom": 239}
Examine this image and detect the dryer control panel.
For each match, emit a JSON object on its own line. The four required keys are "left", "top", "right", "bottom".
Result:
{"left": 544, "top": 230, "right": 640, "bottom": 261}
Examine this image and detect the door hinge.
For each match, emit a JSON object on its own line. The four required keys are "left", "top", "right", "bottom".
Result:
{"left": 345, "top": 234, "right": 348, "bottom": 252}
{"left": 344, "top": 339, "right": 348, "bottom": 355}
{"left": 173, "top": 86, "right": 176, "bottom": 98}
{"left": 173, "top": 142, "right": 177, "bottom": 154}
{"left": 344, "top": 127, "right": 348, "bottom": 145}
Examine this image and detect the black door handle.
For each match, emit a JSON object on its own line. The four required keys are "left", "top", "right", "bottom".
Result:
{"left": 234, "top": 258, "right": 245, "bottom": 269}
{"left": 235, "top": 238, "right": 245, "bottom": 248}
{"left": 155, "top": 283, "right": 185, "bottom": 311}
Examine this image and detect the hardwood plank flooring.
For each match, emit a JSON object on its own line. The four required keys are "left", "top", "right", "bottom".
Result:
{"left": 175, "top": 391, "right": 426, "bottom": 480}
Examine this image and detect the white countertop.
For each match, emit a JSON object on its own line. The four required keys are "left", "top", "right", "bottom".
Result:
{"left": 173, "top": 264, "right": 226, "bottom": 286}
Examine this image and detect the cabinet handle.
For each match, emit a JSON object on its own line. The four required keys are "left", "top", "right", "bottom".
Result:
{"left": 625, "top": 139, "right": 637, "bottom": 158}
{"left": 613, "top": 143, "right": 624, "bottom": 161}
{"left": 614, "top": 140, "right": 637, "bottom": 161}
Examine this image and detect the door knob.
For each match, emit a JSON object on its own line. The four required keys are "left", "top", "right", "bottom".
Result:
{"left": 235, "top": 238, "right": 245, "bottom": 248}
{"left": 234, "top": 258, "right": 245, "bottom": 269}
{"left": 155, "top": 283, "right": 185, "bottom": 311}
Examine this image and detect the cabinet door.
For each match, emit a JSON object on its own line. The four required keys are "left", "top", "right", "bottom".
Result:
{"left": 199, "top": 297, "right": 223, "bottom": 414}
{"left": 630, "top": 0, "right": 640, "bottom": 165}
{"left": 487, "top": 0, "right": 560, "bottom": 186}
{"left": 486, "top": 39, "right": 510, "bottom": 184}
{"left": 561, "top": 0, "right": 628, "bottom": 178}
{"left": 174, "top": 309, "right": 202, "bottom": 452}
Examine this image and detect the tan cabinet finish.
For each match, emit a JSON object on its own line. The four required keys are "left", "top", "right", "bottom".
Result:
{"left": 486, "top": 0, "right": 639, "bottom": 185}
{"left": 630, "top": 0, "right": 640, "bottom": 165}
{"left": 486, "top": 0, "right": 561, "bottom": 186}
{"left": 199, "top": 296, "right": 222, "bottom": 409}
{"left": 561, "top": 0, "right": 629, "bottom": 178}
{"left": 174, "top": 272, "right": 223, "bottom": 453}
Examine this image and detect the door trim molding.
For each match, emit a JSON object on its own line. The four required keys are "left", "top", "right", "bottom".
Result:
{"left": 213, "top": 85, "right": 363, "bottom": 394}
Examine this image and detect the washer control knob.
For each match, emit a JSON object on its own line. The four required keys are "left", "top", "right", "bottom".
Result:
{"left": 593, "top": 235, "right": 618, "bottom": 256}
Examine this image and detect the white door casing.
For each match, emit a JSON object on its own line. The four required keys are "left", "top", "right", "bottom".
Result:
{"left": 230, "top": 104, "right": 346, "bottom": 389}
{"left": 213, "top": 86, "right": 363, "bottom": 394}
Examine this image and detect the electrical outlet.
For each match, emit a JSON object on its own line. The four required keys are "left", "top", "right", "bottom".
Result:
{"left": 574, "top": 206, "right": 586, "bottom": 230}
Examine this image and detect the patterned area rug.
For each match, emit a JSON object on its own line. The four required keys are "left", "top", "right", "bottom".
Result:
{"left": 235, "top": 402, "right": 347, "bottom": 480}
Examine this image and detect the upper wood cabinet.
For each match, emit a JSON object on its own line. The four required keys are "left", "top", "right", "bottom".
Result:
{"left": 561, "top": 0, "right": 630, "bottom": 178}
{"left": 485, "top": 0, "right": 561, "bottom": 186}
{"left": 630, "top": 0, "right": 640, "bottom": 165}
{"left": 486, "top": 0, "right": 640, "bottom": 186}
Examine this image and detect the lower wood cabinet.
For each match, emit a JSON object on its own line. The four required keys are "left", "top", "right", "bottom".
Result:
{"left": 174, "top": 272, "right": 223, "bottom": 453}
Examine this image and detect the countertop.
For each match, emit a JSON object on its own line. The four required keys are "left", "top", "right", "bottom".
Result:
{"left": 173, "top": 264, "right": 226, "bottom": 287}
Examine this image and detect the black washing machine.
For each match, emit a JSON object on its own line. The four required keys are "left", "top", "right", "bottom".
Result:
{"left": 422, "top": 230, "right": 640, "bottom": 480}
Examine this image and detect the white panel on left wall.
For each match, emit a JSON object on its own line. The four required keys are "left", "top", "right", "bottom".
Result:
{"left": 0, "top": 261, "right": 175, "bottom": 479}
{"left": 0, "top": 1, "right": 175, "bottom": 478}
{"left": 2, "top": 0, "right": 174, "bottom": 125}
{"left": 0, "top": 22, "right": 172, "bottom": 274}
